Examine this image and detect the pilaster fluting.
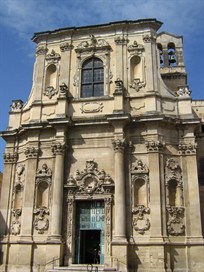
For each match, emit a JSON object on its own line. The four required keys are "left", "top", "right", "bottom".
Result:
{"left": 50, "top": 142, "right": 65, "bottom": 239}
{"left": 112, "top": 139, "right": 127, "bottom": 242}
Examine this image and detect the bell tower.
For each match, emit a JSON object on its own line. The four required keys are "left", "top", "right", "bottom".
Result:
{"left": 157, "top": 32, "right": 187, "bottom": 92}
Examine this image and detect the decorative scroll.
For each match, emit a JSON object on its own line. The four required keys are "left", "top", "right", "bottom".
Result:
{"left": 132, "top": 205, "right": 150, "bottom": 234}
{"left": 65, "top": 160, "right": 114, "bottom": 195}
{"left": 166, "top": 206, "right": 185, "bottom": 236}
{"left": 34, "top": 207, "right": 49, "bottom": 234}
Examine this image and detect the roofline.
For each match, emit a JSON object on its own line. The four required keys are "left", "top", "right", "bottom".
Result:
{"left": 157, "top": 31, "right": 183, "bottom": 41}
{"left": 32, "top": 18, "right": 163, "bottom": 42}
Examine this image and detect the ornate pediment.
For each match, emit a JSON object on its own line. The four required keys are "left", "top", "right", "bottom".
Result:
{"left": 128, "top": 41, "right": 144, "bottom": 56}
{"left": 65, "top": 160, "right": 114, "bottom": 195}
{"left": 75, "top": 35, "right": 111, "bottom": 54}
{"left": 45, "top": 49, "right": 61, "bottom": 63}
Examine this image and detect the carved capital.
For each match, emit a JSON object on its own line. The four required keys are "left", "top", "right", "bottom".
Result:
{"left": 25, "top": 147, "right": 39, "bottom": 158}
{"left": 36, "top": 46, "right": 48, "bottom": 56}
{"left": 178, "top": 143, "right": 197, "bottom": 155}
{"left": 112, "top": 139, "right": 125, "bottom": 152}
{"left": 51, "top": 142, "right": 65, "bottom": 156}
{"left": 143, "top": 34, "right": 156, "bottom": 43}
{"left": 3, "top": 152, "right": 18, "bottom": 163}
{"left": 60, "top": 42, "right": 72, "bottom": 52}
{"left": 114, "top": 36, "right": 129, "bottom": 45}
{"left": 145, "top": 140, "right": 164, "bottom": 152}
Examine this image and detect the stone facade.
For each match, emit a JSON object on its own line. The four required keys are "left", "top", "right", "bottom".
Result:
{"left": 0, "top": 19, "right": 204, "bottom": 272}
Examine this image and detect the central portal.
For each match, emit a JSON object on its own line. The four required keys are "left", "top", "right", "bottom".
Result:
{"left": 75, "top": 201, "right": 105, "bottom": 264}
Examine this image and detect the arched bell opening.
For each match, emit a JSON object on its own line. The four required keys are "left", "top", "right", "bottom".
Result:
{"left": 168, "top": 42, "right": 177, "bottom": 66}
{"left": 157, "top": 43, "right": 164, "bottom": 67}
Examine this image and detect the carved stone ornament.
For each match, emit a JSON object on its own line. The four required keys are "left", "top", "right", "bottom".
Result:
{"left": 12, "top": 208, "right": 22, "bottom": 219}
{"left": 36, "top": 46, "right": 48, "bottom": 56}
{"left": 11, "top": 220, "right": 21, "bottom": 235}
{"left": 112, "top": 139, "right": 126, "bottom": 152}
{"left": 145, "top": 140, "right": 164, "bottom": 152}
{"left": 166, "top": 206, "right": 185, "bottom": 236}
{"left": 165, "top": 158, "right": 182, "bottom": 184}
{"left": 25, "top": 147, "right": 39, "bottom": 158}
{"left": 132, "top": 205, "right": 150, "bottom": 234}
{"left": 65, "top": 160, "right": 114, "bottom": 195}
{"left": 44, "top": 86, "right": 58, "bottom": 99}
{"left": 143, "top": 34, "right": 156, "bottom": 43}
{"left": 178, "top": 143, "right": 197, "bottom": 155}
{"left": 114, "top": 36, "right": 129, "bottom": 45}
{"left": 176, "top": 86, "right": 191, "bottom": 97}
{"left": 10, "top": 100, "right": 23, "bottom": 111}
{"left": 51, "top": 142, "right": 65, "bottom": 156}
{"left": 3, "top": 152, "right": 18, "bottom": 163}
{"left": 80, "top": 102, "right": 104, "bottom": 113}
{"left": 16, "top": 163, "right": 25, "bottom": 176}
{"left": 129, "top": 78, "right": 145, "bottom": 92}
{"left": 128, "top": 41, "right": 144, "bottom": 56}
{"left": 131, "top": 159, "right": 149, "bottom": 174}
{"left": 46, "top": 49, "right": 61, "bottom": 63}
{"left": 34, "top": 207, "right": 49, "bottom": 234}
{"left": 114, "top": 78, "right": 124, "bottom": 93}
{"left": 75, "top": 35, "right": 110, "bottom": 53}
{"left": 36, "top": 163, "right": 52, "bottom": 177}
{"left": 60, "top": 42, "right": 72, "bottom": 52}
{"left": 59, "top": 82, "right": 68, "bottom": 96}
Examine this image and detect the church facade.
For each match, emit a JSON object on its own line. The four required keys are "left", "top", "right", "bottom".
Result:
{"left": 0, "top": 19, "right": 204, "bottom": 272}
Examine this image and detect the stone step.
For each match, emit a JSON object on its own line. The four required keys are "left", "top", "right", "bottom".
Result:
{"left": 47, "top": 264, "right": 117, "bottom": 272}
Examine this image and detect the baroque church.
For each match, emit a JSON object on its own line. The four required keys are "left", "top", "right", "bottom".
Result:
{"left": 0, "top": 19, "right": 204, "bottom": 272}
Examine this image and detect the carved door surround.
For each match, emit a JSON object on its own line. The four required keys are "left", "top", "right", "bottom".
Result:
{"left": 64, "top": 159, "right": 114, "bottom": 265}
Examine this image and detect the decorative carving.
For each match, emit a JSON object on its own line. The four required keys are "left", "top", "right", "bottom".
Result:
{"left": 3, "top": 152, "right": 18, "bottom": 163}
{"left": 145, "top": 140, "right": 164, "bottom": 152}
{"left": 34, "top": 207, "right": 49, "bottom": 234}
{"left": 10, "top": 100, "right": 23, "bottom": 111}
{"left": 178, "top": 143, "right": 197, "bottom": 155}
{"left": 60, "top": 42, "right": 72, "bottom": 52}
{"left": 104, "top": 197, "right": 113, "bottom": 254}
{"left": 114, "top": 78, "right": 123, "bottom": 93}
{"left": 128, "top": 41, "right": 144, "bottom": 55}
{"left": 112, "top": 139, "right": 125, "bottom": 152}
{"left": 25, "top": 147, "right": 39, "bottom": 158}
{"left": 132, "top": 205, "right": 150, "bottom": 234}
{"left": 46, "top": 49, "right": 61, "bottom": 63}
{"left": 51, "top": 142, "right": 65, "bottom": 156}
{"left": 36, "top": 163, "right": 52, "bottom": 177}
{"left": 67, "top": 199, "right": 74, "bottom": 248}
{"left": 12, "top": 208, "right": 22, "bottom": 219}
{"left": 166, "top": 206, "right": 185, "bottom": 236}
{"left": 80, "top": 102, "right": 104, "bottom": 113}
{"left": 129, "top": 78, "right": 145, "bottom": 91}
{"left": 59, "top": 82, "right": 68, "bottom": 96}
{"left": 75, "top": 35, "right": 110, "bottom": 53}
{"left": 114, "top": 36, "right": 129, "bottom": 45}
{"left": 36, "top": 46, "right": 48, "bottom": 56}
{"left": 11, "top": 220, "right": 21, "bottom": 235}
{"left": 165, "top": 158, "right": 182, "bottom": 182}
{"left": 65, "top": 160, "right": 114, "bottom": 195}
{"left": 44, "top": 86, "right": 58, "bottom": 99}
{"left": 143, "top": 34, "right": 156, "bottom": 43}
{"left": 177, "top": 86, "right": 191, "bottom": 97}
{"left": 132, "top": 159, "right": 149, "bottom": 174}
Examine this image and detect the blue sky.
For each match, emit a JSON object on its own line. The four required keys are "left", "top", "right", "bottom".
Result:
{"left": 0, "top": 0, "right": 204, "bottom": 171}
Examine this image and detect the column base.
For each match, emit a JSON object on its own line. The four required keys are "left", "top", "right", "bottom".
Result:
{"left": 112, "top": 236, "right": 128, "bottom": 245}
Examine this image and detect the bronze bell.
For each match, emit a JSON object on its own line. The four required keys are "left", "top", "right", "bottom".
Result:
{"left": 168, "top": 51, "right": 176, "bottom": 63}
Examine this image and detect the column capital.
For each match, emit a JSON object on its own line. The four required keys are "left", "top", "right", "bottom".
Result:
{"left": 145, "top": 140, "right": 165, "bottom": 152}
{"left": 51, "top": 142, "right": 66, "bottom": 156}
{"left": 112, "top": 139, "right": 125, "bottom": 152}
{"left": 25, "top": 147, "right": 40, "bottom": 159}
{"left": 3, "top": 152, "right": 18, "bottom": 163}
{"left": 178, "top": 143, "right": 197, "bottom": 155}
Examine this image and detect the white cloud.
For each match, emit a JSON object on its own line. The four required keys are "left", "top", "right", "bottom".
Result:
{"left": 0, "top": 0, "right": 203, "bottom": 37}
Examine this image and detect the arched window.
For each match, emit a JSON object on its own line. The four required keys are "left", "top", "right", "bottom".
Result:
{"left": 168, "top": 43, "right": 177, "bottom": 66}
{"left": 81, "top": 57, "right": 104, "bottom": 98}
{"left": 157, "top": 43, "right": 164, "bottom": 67}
